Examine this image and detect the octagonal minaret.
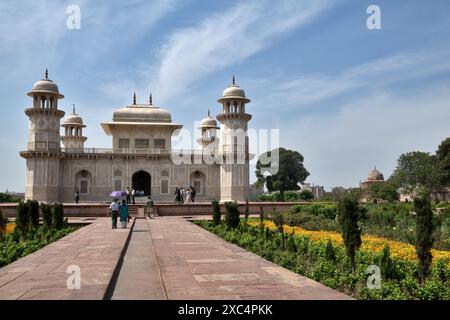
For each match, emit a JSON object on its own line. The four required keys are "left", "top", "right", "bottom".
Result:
{"left": 216, "top": 76, "right": 252, "bottom": 202}
{"left": 61, "top": 104, "right": 87, "bottom": 152}
{"left": 20, "top": 69, "right": 65, "bottom": 201}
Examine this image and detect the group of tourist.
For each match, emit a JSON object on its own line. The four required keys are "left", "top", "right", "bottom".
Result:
{"left": 173, "top": 186, "right": 196, "bottom": 204}
{"left": 108, "top": 195, "right": 155, "bottom": 229}
{"left": 108, "top": 198, "right": 130, "bottom": 229}
{"left": 125, "top": 187, "right": 145, "bottom": 204}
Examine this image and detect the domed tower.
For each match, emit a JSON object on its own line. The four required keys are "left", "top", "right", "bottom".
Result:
{"left": 197, "top": 110, "right": 219, "bottom": 151}
{"left": 61, "top": 104, "right": 87, "bottom": 152}
{"left": 20, "top": 69, "right": 65, "bottom": 202}
{"left": 217, "top": 76, "right": 252, "bottom": 202}
{"left": 25, "top": 69, "right": 65, "bottom": 151}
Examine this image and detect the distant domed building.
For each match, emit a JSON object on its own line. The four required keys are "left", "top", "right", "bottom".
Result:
{"left": 360, "top": 167, "right": 385, "bottom": 189}
{"left": 20, "top": 71, "right": 252, "bottom": 203}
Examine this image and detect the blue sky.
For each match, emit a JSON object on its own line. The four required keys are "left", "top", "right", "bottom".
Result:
{"left": 1, "top": 0, "right": 450, "bottom": 192}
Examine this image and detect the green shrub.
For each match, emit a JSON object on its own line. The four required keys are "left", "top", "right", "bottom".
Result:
{"left": 0, "top": 210, "right": 8, "bottom": 239}
{"left": 52, "top": 203, "right": 65, "bottom": 230}
{"left": 379, "top": 245, "right": 394, "bottom": 281}
{"left": 244, "top": 198, "right": 250, "bottom": 222}
{"left": 16, "top": 200, "right": 30, "bottom": 234}
{"left": 224, "top": 202, "right": 240, "bottom": 229}
{"left": 28, "top": 199, "right": 40, "bottom": 229}
{"left": 211, "top": 200, "right": 221, "bottom": 226}
{"left": 41, "top": 203, "right": 52, "bottom": 229}
{"left": 325, "top": 239, "right": 336, "bottom": 262}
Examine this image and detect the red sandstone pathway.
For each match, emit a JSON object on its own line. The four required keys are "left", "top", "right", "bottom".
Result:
{"left": 147, "top": 217, "right": 352, "bottom": 300}
{"left": 0, "top": 218, "right": 130, "bottom": 300}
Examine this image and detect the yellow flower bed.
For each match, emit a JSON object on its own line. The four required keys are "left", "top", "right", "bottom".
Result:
{"left": 249, "top": 221, "right": 450, "bottom": 262}
{"left": 4, "top": 223, "right": 15, "bottom": 234}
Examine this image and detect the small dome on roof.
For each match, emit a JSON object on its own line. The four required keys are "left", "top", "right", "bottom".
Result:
{"left": 367, "top": 167, "right": 384, "bottom": 181}
{"left": 223, "top": 85, "right": 246, "bottom": 98}
{"left": 27, "top": 69, "right": 64, "bottom": 98}
{"left": 200, "top": 110, "right": 218, "bottom": 128}
{"left": 62, "top": 105, "right": 85, "bottom": 127}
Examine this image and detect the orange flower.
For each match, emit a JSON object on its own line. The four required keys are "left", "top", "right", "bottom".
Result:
{"left": 249, "top": 221, "right": 450, "bottom": 263}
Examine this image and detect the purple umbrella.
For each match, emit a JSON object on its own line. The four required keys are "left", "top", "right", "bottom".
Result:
{"left": 110, "top": 191, "right": 127, "bottom": 198}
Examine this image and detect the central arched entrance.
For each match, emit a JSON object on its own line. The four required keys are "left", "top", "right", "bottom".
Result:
{"left": 132, "top": 170, "right": 151, "bottom": 195}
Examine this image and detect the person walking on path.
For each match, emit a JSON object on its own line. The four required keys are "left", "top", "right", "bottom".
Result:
{"left": 185, "top": 188, "right": 192, "bottom": 204}
{"left": 119, "top": 199, "right": 129, "bottom": 228}
{"left": 145, "top": 196, "right": 154, "bottom": 219}
{"left": 180, "top": 187, "right": 185, "bottom": 204}
{"left": 126, "top": 187, "right": 131, "bottom": 204}
{"left": 131, "top": 188, "right": 136, "bottom": 204}
{"left": 109, "top": 198, "right": 120, "bottom": 229}
{"left": 173, "top": 187, "right": 180, "bottom": 204}
{"left": 190, "top": 186, "right": 196, "bottom": 203}
{"left": 74, "top": 191, "right": 80, "bottom": 204}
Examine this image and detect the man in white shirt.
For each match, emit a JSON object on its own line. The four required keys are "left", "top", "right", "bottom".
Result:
{"left": 109, "top": 198, "right": 120, "bottom": 229}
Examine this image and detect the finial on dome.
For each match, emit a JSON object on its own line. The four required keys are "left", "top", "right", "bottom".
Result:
{"left": 45, "top": 68, "right": 48, "bottom": 80}
{"left": 72, "top": 104, "right": 75, "bottom": 114}
{"left": 208, "top": 109, "right": 210, "bottom": 117}
{"left": 149, "top": 93, "right": 153, "bottom": 105}
{"left": 232, "top": 75, "right": 235, "bottom": 85}
{"left": 133, "top": 92, "right": 136, "bottom": 105}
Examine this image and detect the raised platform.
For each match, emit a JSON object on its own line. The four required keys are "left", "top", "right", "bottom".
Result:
{"left": 0, "top": 201, "right": 334, "bottom": 218}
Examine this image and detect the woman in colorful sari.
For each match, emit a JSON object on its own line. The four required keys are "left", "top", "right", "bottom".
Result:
{"left": 119, "top": 199, "right": 129, "bottom": 229}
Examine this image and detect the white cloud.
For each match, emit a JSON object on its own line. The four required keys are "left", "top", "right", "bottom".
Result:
{"left": 255, "top": 45, "right": 450, "bottom": 112}
{"left": 280, "top": 84, "right": 450, "bottom": 190}
{"left": 150, "top": 0, "right": 334, "bottom": 104}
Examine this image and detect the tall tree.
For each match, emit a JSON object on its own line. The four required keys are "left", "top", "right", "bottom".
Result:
{"left": 337, "top": 196, "right": 362, "bottom": 273}
{"left": 414, "top": 193, "right": 434, "bottom": 284}
{"left": 390, "top": 151, "right": 441, "bottom": 192}
{"left": 436, "top": 137, "right": 450, "bottom": 186}
{"left": 255, "top": 148, "right": 309, "bottom": 201}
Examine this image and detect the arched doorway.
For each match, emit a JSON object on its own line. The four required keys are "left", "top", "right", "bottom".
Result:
{"left": 75, "top": 169, "right": 92, "bottom": 195}
{"left": 190, "top": 170, "right": 206, "bottom": 196}
{"left": 132, "top": 170, "right": 151, "bottom": 195}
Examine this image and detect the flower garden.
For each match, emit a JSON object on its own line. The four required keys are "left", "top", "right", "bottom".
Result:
{"left": 0, "top": 201, "right": 78, "bottom": 268}
{"left": 195, "top": 200, "right": 450, "bottom": 300}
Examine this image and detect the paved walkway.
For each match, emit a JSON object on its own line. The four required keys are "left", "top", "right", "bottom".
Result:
{"left": 111, "top": 218, "right": 166, "bottom": 300}
{"left": 0, "top": 216, "right": 351, "bottom": 300}
{"left": 147, "top": 217, "right": 351, "bottom": 300}
{"left": 0, "top": 218, "right": 130, "bottom": 300}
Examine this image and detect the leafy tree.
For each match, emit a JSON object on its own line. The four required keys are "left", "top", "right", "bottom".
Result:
{"left": 337, "top": 196, "right": 362, "bottom": 273}
{"left": 414, "top": 193, "right": 435, "bottom": 283}
{"left": 224, "top": 202, "right": 240, "bottom": 229}
{"left": 299, "top": 190, "right": 314, "bottom": 201}
{"left": 390, "top": 151, "right": 441, "bottom": 192}
{"left": 367, "top": 182, "right": 399, "bottom": 203}
{"left": 436, "top": 137, "right": 450, "bottom": 186}
{"left": 211, "top": 200, "right": 221, "bottom": 226}
{"left": 255, "top": 147, "right": 309, "bottom": 201}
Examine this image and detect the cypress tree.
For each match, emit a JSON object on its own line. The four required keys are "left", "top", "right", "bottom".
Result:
{"left": 16, "top": 200, "right": 30, "bottom": 234}
{"left": 28, "top": 200, "right": 40, "bottom": 229}
{"left": 337, "top": 196, "right": 362, "bottom": 273}
{"left": 414, "top": 193, "right": 434, "bottom": 283}
{"left": 211, "top": 200, "right": 221, "bottom": 226}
